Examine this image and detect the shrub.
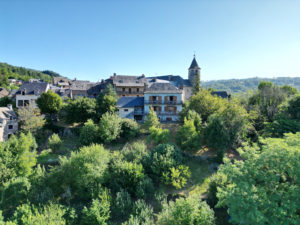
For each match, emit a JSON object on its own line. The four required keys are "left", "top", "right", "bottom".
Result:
{"left": 121, "top": 141, "right": 147, "bottom": 163}
{"left": 79, "top": 119, "right": 101, "bottom": 146}
{"left": 148, "top": 126, "right": 170, "bottom": 144}
{"left": 144, "top": 107, "right": 160, "bottom": 130}
{"left": 162, "top": 165, "right": 191, "bottom": 189}
{"left": 98, "top": 113, "right": 122, "bottom": 143}
{"left": 176, "top": 118, "right": 201, "bottom": 153}
{"left": 157, "top": 196, "right": 215, "bottom": 225}
{"left": 120, "top": 119, "right": 140, "bottom": 140}
{"left": 112, "top": 189, "right": 133, "bottom": 219}
{"left": 136, "top": 177, "right": 155, "bottom": 199}
{"left": 48, "top": 133, "right": 62, "bottom": 153}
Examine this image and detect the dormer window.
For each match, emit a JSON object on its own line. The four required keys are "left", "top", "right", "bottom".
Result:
{"left": 22, "top": 91, "right": 25, "bottom": 95}
{"left": 10, "top": 116, "right": 12, "bottom": 120}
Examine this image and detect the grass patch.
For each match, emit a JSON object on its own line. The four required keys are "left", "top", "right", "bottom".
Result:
{"left": 37, "top": 149, "right": 59, "bottom": 164}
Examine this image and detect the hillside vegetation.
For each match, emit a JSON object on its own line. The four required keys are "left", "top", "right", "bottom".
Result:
{"left": 0, "top": 62, "right": 61, "bottom": 89}
{"left": 203, "top": 77, "right": 300, "bottom": 93}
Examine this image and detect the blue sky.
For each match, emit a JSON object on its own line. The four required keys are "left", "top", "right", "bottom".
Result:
{"left": 1, "top": 0, "right": 300, "bottom": 81}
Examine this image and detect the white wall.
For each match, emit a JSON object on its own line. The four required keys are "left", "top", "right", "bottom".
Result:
{"left": 16, "top": 95, "right": 39, "bottom": 108}
{"left": 118, "top": 107, "right": 134, "bottom": 119}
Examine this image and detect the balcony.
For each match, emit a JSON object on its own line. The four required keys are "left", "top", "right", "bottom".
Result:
{"left": 146, "top": 111, "right": 179, "bottom": 115}
{"left": 144, "top": 100, "right": 182, "bottom": 105}
{"left": 117, "top": 91, "right": 142, "bottom": 95}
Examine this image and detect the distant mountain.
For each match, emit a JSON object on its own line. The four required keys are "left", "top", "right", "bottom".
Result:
{"left": 0, "top": 62, "right": 61, "bottom": 84}
{"left": 202, "top": 77, "right": 300, "bottom": 93}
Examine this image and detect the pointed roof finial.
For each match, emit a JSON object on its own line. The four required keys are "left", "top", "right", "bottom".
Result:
{"left": 189, "top": 54, "right": 199, "bottom": 69}
{"left": 193, "top": 51, "right": 196, "bottom": 58}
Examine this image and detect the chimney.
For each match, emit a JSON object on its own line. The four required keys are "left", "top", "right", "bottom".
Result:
{"left": 7, "top": 104, "right": 13, "bottom": 110}
{"left": 113, "top": 73, "right": 117, "bottom": 76}
{"left": 141, "top": 74, "right": 145, "bottom": 78}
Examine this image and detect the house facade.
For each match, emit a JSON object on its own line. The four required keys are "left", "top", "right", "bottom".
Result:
{"left": 16, "top": 82, "right": 50, "bottom": 108}
{"left": 144, "top": 82, "right": 183, "bottom": 122}
{"left": 116, "top": 97, "right": 144, "bottom": 121}
{"left": 0, "top": 105, "right": 18, "bottom": 142}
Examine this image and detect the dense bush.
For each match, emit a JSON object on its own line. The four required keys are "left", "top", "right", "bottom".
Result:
{"left": 144, "top": 107, "right": 160, "bottom": 130}
{"left": 157, "top": 195, "right": 215, "bottom": 225}
{"left": 37, "top": 90, "right": 63, "bottom": 115}
{"left": 48, "top": 133, "right": 62, "bottom": 153}
{"left": 148, "top": 126, "right": 170, "bottom": 145}
{"left": 99, "top": 112, "right": 122, "bottom": 143}
{"left": 121, "top": 141, "right": 148, "bottom": 163}
{"left": 120, "top": 118, "right": 140, "bottom": 140}
{"left": 79, "top": 119, "right": 101, "bottom": 146}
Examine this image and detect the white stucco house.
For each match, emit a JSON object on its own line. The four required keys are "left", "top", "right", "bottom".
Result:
{"left": 16, "top": 82, "right": 50, "bottom": 108}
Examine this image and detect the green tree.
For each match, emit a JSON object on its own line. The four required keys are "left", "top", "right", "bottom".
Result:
{"left": 176, "top": 118, "right": 201, "bottom": 153}
{"left": 147, "top": 126, "right": 170, "bottom": 145}
{"left": 0, "top": 133, "right": 37, "bottom": 184}
{"left": 8, "top": 203, "right": 66, "bottom": 225}
{"left": 120, "top": 118, "right": 140, "bottom": 140}
{"left": 60, "top": 97, "right": 97, "bottom": 124}
{"left": 217, "top": 133, "right": 300, "bottom": 225}
{"left": 98, "top": 113, "right": 122, "bottom": 143}
{"left": 96, "top": 84, "right": 118, "bottom": 117}
{"left": 48, "top": 133, "right": 62, "bottom": 153}
{"left": 79, "top": 119, "right": 101, "bottom": 146}
{"left": 143, "top": 107, "right": 160, "bottom": 130}
{"left": 81, "top": 191, "right": 111, "bottom": 225}
{"left": 37, "top": 90, "right": 62, "bottom": 115}
{"left": 18, "top": 106, "right": 45, "bottom": 135}
{"left": 47, "top": 144, "right": 110, "bottom": 203}
{"left": 204, "top": 114, "right": 229, "bottom": 162}
{"left": 0, "top": 96, "right": 14, "bottom": 107}
{"left": 183, "top": 89, "right": 226, "bottom": 122}
{"left": 157, "top": 195, "right": 215, "bottom": 225}
{"left": 162, "top": 165, "right": 191, "bottom": 189}
{"left": 193, "top": 75, "right": 201, "bottom": 94}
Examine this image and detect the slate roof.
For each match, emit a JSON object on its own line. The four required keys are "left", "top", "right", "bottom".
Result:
{"left": 211, "top": 91, "right": 230, "bottom": 99}
{"left": 147, "top": 75, "right": 192, "bottom": 87}
{"left": 53, "top": 77, "right": 71, "bottom": 85}
{"left": 0, "top": 106, "right": 17, "bottom": 120}
{"left": 16, "top": 82, "right": 49, "bottom": 95}
{"left": 112, "top": 75, "right": 148, "bottom": 87}
{"left": 117, "top": 97, "right": 144, "bottom": 108}
{"left": 70, "top": 81, "right": 93, "bottom": 90}
{"left": 144, "top": 82, "right": 182, "bottom": 94}
{"left": 189, "top": 57, "right": 200, "bottom": 69}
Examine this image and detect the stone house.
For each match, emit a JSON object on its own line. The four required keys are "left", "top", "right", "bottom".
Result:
{"left": 144, "top": 82, "right": 183, "bottom": 122}
{"left": 16, "top": 82, "right": 50, "bottom": 108}
{"left": 0, "top": 105, "right": 18, "bottom": 142}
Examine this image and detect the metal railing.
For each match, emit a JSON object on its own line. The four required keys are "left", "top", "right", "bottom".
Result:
{"left": 144, "top": 100, "right": 182, "bottom": 105}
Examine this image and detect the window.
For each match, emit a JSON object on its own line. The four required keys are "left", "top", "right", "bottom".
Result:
{"left": 24, "top": 100, "right": 29, "bottom": 106}
{"left": 137, "top": 88, "right": 139, "bottom": 92}
{"left": 10, "top": 116, "right": 12, "bottom": 120}
{"left": 18, "top": 100, "right": 23, "bottom": 107}
{"left": 8, "top": 125, "right": 13, "bottom": 130}
{"left": 8, "top": 134, "right": 12, "bottom": 139}
{"left": 124, "top": 109, "right": 128, "bottom": 112}
{"left": 122, "top": 88, "right": 125, "bottom": 92}
{"left": 22, "top": 91, "right": 25, "bottom": 95}
{"left": 170, "top": 96, "right": 174, "bottom": 101}
{"left": 166, "top": 117, "right": 172, "bottom": 121}
{"left": 129, "top": 88, "right": 132, "bottom": 93}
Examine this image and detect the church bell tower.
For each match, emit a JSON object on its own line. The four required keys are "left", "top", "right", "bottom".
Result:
{"left": 188, "top": 55, "right": 201, "bottom": 86}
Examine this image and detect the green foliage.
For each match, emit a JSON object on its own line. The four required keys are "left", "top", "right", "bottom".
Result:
{"left": 60, "top": 97, "right": 97, "bottom": 124}
{"left": 144, "top": 107, "right": 160, "bottom": 130}
{"left": 79, "top": 119, "right": 101, "bottom": 146}
{"left": 0, "top": 62, "right": 58, "bottom": 84}
{"left": 109, "top": 159, "right": 145, "bottom": 196}
{"left": 162, "top": 165, "right": 191, "bottom": 189}
{"left": 112, "top": 189, "right": 132, "bottom": 219}
{"left": 176, "top": 118, "right": 201, "bottom": 153}
{"left": 143, "top": 144, "right": 184, "bottom": 183}
{"left": 148, "top": 126, "right": 170, "bottom": 145}
{"left": 183, "top": 89, "right": 226, "bottom": 122}
{"left": 98, "top": 112, "right": 122, "bottom": 143}
{"left": 123, "top": 200, "right": 154, "bottom": 225}
{"left": 96, "top": 84, "right": 118, "bottom": 117}
{"left": 217, "top": 133, "right": 300, "bottom": 225}
{"left": 9, "top": 203, "right": 66, "bottom": 225}
{"left": 37, "top": 90, "right": 63, "bottom": 115}
{"left": 48, "top": 133, "right": 62, "bottom": 153}
{"left": 0, "top": 133, "right": 37, "bottom": 184}
{"left": 287, "top": 94, "right": 300, "bottom": 120}
{"left": 120, "top": 118, "right": 140, "bottom": 140}
{"left": 0, "top": 177, "right": 31, "bottom": 218}
{"left": 193, "top": 75, "right": 201, "bottom": 94}
{"left": 48, "top": 144, "right": 110, "bottom": 203}
{"left": 17, "top": 107, "right": 45, "bottom": 135}
{"left": 81, "top": 191, "right": 111, "bottom": 225}
{"left": 121, "top": 141, "right": 147, "bottom": 163}
{"left": 183, "top": 110, "right": 202, "bottom": 132}
{"left": 157, "top": 195, "right": 215, "bottom": 225}
{"left": 202, "top": 77, "right": 300, "bottom": 93}
{"left": 0, "top": 96, "right": 14, "bottom": 107}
